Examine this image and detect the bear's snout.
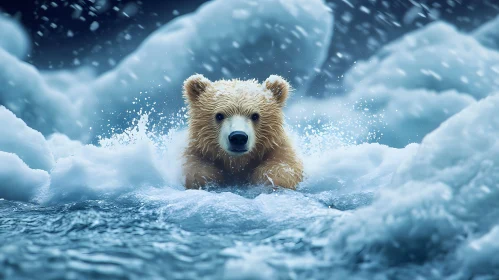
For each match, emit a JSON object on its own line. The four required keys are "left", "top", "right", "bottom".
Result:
{"left": 228, "top": 131, "right": 248, "bottom": 151}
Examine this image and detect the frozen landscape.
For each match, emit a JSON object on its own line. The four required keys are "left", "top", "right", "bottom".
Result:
{"left": 1, "top": 0, "right": 499, "bottom": 279}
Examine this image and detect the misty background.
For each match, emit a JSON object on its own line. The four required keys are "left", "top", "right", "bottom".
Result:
{"left": 3, "top": 0, "right": 499, "bottom": 96}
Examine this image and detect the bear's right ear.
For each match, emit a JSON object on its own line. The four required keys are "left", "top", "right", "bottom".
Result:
{"left": 264, "top": 75, "right": 290, "bottom": 106}
{"left": 183, "top": 74, "right": 212, "bottom": 103}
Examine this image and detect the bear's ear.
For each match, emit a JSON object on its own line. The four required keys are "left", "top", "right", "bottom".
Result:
{"left": 264, "top": 75, "right": 290, "bottom": 106}
{"left": 183, "top": 74, "right": 212, "bottom": 103}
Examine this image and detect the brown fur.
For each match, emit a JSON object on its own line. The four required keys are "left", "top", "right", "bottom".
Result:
{"left": 182, "top": 74, "right": 303, "bottom": 190}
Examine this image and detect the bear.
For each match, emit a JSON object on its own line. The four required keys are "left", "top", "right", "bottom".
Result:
{"left": 182, "top": 74, "right": 303, "bottom": 190}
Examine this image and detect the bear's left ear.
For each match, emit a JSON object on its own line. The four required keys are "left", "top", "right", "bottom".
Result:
{"left": 183, "top": 74, "right": 212, "bottom": 103}
{"left": 264, "top": 75, "right": 290, "bottom": 106}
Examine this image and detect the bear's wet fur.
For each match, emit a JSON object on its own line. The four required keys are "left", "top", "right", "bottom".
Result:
{"left": 182, "top": 74, "right": 303, "bottom": 190}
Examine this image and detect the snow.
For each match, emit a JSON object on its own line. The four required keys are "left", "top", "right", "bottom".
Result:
{"left": 0, "top": 48, "right": 89, "bottom": 140}
{"left": 392, "top": 93, "right": 499, "bottom": 231}
{"left": 473, "top": 15, "right": 499, "bottom": 50}
{"left": 0, "top": 152, "right": 49, "bottom": 202}
{"left": 287, "top": 21, "right": 499, "bottom": 148}
{"left": 48, "top": 140, "right": 165, "bottom": 203}
{"left": 0, "top": 13, "right": 30, "bottom": 59}
{"left": 213, "top": 80, "right": 272, "bottom": 99}
{"left": 45, "top": 116, "right": 184, "bottom": 203}
{"left": 0, "top": 106, "right": 54, "bottom": 171}
{"left": 316, "top": 94, "right": 499, "bottom": 277}
{"left": 301, "top": 142, "right": 419, "bottom": 194}
{"left": 265, "top": 75, "right": 285, "bottom": 85}
{"left": 0, "top": 106, "right": 52, "bottom": 201}
{"left": 345, "top": 22, "right": 499, "bottom": 99}
{"left": 90, "top": 21, "right": 100, "bottom": 31}
{"left": 457, "top": 226, "right": 499, "bottom": 275}
{"left": 287, "top": 85, "right": 477, "bottom": 147}
{"left": 41, "top": 67, "right": 96, "bottom": 93}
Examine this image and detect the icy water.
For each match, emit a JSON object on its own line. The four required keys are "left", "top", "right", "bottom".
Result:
{"left": 0, "top": 189, "right": 373, "bottom": 279}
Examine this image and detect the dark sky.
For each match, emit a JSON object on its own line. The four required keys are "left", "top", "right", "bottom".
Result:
{"left": 1, "top": 0, "right": 207, "bottom": 71}
{"left": 1, "top": 0, "right": 498, "bottom": 91}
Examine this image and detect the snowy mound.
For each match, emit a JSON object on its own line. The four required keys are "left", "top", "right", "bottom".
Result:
{"left": 41, "top": 67, "right": 97, "bottom": 92}
{"left": 0, "top": 152, "right": 49, "bottom": 202}
{"left": 393, "top": 93, "right": 499, "bottom": 230}
{"left": 318, "top": 93, "right": 499, "bottom": 278}
{"left": 287, "top": 85, "right": 476, "bottom": 147}
{"left": 0, "top": 106, "right": 54, "bottom": 171}
{"left": 473, "top": 15, "right": 499, "bottom": 50}
{"left": 345, "top": 22, "right": 499, "bottom": 98}
{"left": 0, "top": 49, "right": 91, "bottom": 140}
{"left": 286, "top": 21, "right": 499, "bottom": 148}
{"left": 0, "top": 13, "right": 30, "bottom": 59}
{"left": 0, "top": 107, "right": 52, "bottom": 201}
{"left": 301, "top": 142, "right": 419, "bottom": 194}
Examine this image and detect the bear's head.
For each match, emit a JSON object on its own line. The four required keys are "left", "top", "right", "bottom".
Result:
{"left": 183, "top": 74, "right": 290, "bottom": 163}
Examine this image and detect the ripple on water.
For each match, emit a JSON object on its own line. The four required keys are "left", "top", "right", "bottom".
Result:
{"left": 0, "top": 188, "right": 350, "bottom": 279}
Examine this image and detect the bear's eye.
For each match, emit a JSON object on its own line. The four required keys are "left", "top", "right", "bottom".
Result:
{"left": 251, "top": 113, "right": 260, "bottom": 121}
{"left": 215, "top": 113, "right": 225, "bottom": 121}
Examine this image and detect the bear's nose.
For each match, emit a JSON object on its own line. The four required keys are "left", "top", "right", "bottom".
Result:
{"left": 228, "top": 131, "right": 248, "bottom": 146}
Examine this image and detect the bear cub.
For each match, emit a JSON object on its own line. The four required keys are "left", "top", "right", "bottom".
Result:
{"left": 182, "top": 74, "right": 303, "bottom": 190}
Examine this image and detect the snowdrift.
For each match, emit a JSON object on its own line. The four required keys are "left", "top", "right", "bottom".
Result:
{"left": 0, "top": 13, "right": 30, "bottom": 59}
{"left": 0, "top": 152, "right": 49, "bottom": 202}
{"left": 345, "top": 22, "right": 499, "bottom": 98}
{"left": 288, "top": 20, "right": 499, "bottom": 148}
{"left": 319, "top": 94, "right": 499, "bottom": 278}
{"left": 0, "top": 106, "right": 54, "bottom": 171}
{"left": 473, "top": 15, "right": 499, "bottom": 51}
